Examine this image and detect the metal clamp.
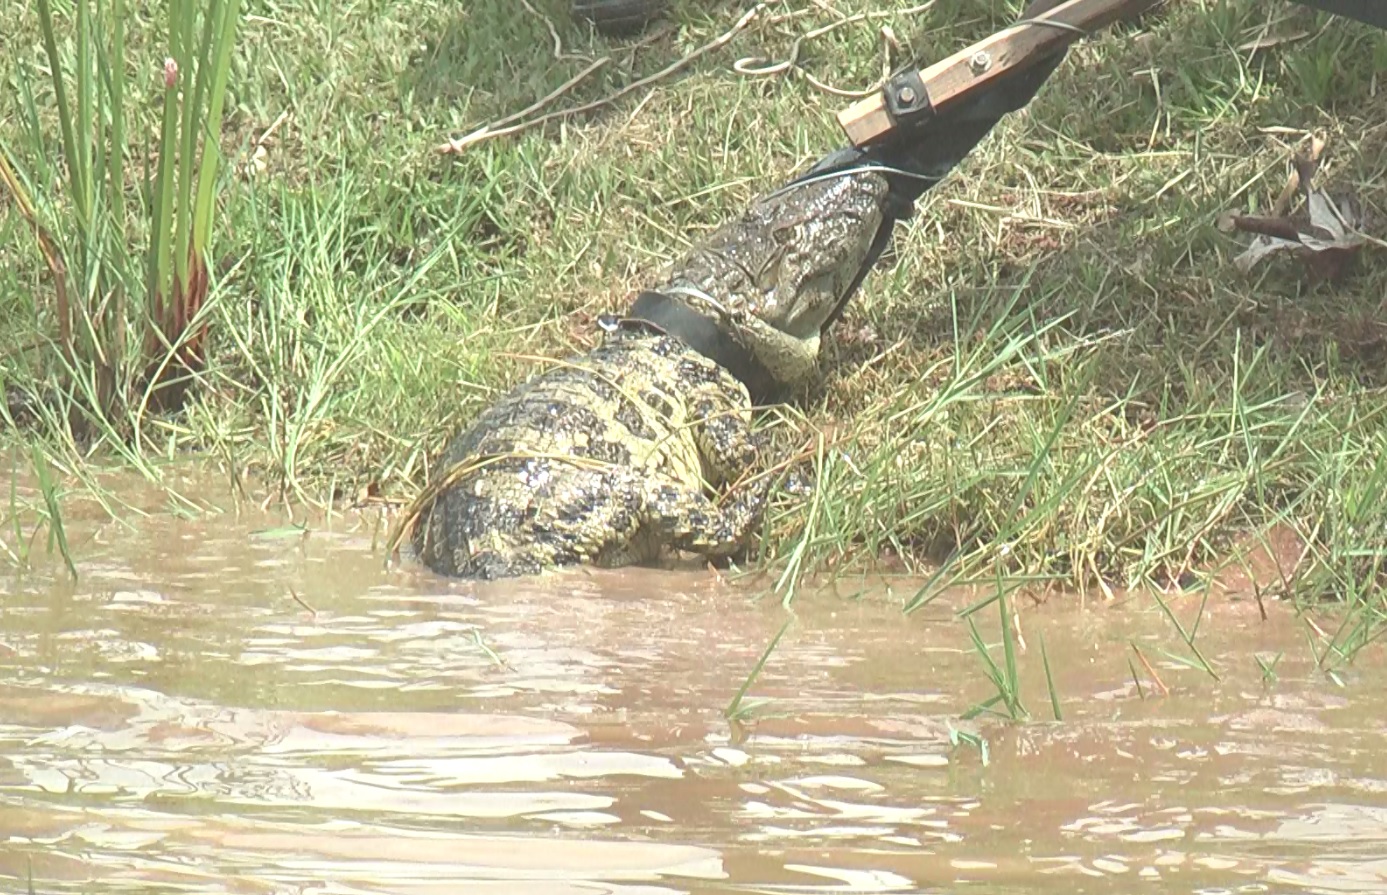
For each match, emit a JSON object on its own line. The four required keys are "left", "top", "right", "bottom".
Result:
{"left": 883, "top": 67, "right": 934, "bottom": 130}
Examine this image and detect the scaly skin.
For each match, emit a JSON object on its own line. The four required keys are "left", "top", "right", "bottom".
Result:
{"left": 650, "top": 168, "right": 889, "bottom": 390}
{"left": 412, "top": 170, "right": 894, "bottom": 581}
{"left": 413, "top": 13, "right": 1070, "bottom": 579}
{"left": 412, "top": 320, "right": 771, "bottom": 580}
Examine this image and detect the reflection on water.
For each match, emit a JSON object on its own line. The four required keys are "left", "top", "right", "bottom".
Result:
{"left": 2, "top": 473, "right": 1386, "bottom": 894}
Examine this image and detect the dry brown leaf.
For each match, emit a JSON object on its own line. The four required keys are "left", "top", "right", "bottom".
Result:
{"left": 1229, "top": 140, "right": 1372, "bottom": 282}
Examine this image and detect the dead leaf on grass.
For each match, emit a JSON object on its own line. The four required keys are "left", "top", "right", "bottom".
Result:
{"left": 1273, "top": 133, "right": 1326, "bottom": 216}
{"left": 1226, "top": 138, "right": 1373, "bottom": 282}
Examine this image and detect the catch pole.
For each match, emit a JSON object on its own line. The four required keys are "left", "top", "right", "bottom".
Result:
{"left": 837, "top": 0, "right": 1163, "bottom": 147}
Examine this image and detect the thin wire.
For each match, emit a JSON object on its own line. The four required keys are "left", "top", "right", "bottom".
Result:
{"left": 1013, "top": 16, "right": 1090, "bottom": 36}
{"left": 761, "top": 163, "right": 943, "bottom": 201}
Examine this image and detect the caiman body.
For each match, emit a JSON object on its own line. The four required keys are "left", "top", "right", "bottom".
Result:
{"left": 410, "top": 4, "right": 1068, "bottom": 580}
{"left": 411, "top": 318, "right": 770, "bottom": 579}
{"left": 409, "top": 171, "right": 879, "bottom": 581}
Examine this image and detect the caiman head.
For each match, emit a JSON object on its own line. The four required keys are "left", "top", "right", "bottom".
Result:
{"left": 631, "top": 167, "right": 893, "bottom": 404}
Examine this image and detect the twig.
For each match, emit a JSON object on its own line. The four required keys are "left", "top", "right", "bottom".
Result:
{"left": 1129, "top": 642, "right": 1170, "bottom": 696}
{"left": 880, "top": 23, "right": 901, "bottom": 80}
{"left": 1229, "top": 214, "right": 1306, "bottom": 243}
{"left": 454, "top": 56, "right": 613, "bottom": 152}
{"left": 437, "top": 4, "right": 767, "bottom": 155}
{"left": 256, "top": 109, "right": 291, "bottom": 150}
{"left": 288, "top": 587, "right": 318, "bottom": 618}
{"left": 241, "top": 109, "right": 292, "bottom": 177}
{"left": 520, "top": 0, "right": 581, "bottom": 61}
{"left": 732, "top": 1, "right": 935, "bottom": 97}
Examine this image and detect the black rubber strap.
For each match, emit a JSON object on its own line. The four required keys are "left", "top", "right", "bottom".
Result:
{"left": 627, "top": 290, "right": 783, "bottom": 402}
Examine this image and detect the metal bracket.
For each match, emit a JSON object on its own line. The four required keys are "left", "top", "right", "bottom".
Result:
{"left": 883, "top": 68, "right": 934, "bottom": 131}
{"left": 839, "top": 0, "right": 1162, "bottom": 147}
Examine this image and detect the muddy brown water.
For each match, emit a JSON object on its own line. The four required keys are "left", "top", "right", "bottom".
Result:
{"left": 1, "top": 472, "right": 1385, "bottom": 894}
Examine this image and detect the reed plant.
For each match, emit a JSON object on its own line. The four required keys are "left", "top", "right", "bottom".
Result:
{"left": 0, "top": 0, "right": 242, "bottom": 435}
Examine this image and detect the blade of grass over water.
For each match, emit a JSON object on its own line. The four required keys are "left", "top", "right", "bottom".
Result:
{"left": 1127, "top": 656, "right": 1147, "bottom": 701}
{"left": 962, "top": 572, "right": 1028, "bottom": 722}
{"left": 29, "top": 444, "right": 77, "bottom": 582}
{"left": 726, "top": 616, "right": 793, "bottom": 723}
{"left": 1151, "top": 588, "right": 1220, "bottom": 681}
{"left": 1039, "top": 633, "right": 1062, "bottom": 722}
{"left": 4, "top": 447, "right": 26, "bottom": 569}
{"left": 947, "top": 725, "right": 991, "bottom": 767}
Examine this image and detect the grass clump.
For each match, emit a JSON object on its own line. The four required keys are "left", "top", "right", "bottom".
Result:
{"left": 0, "top": 0, "right": 1384, "bottom": 646}
{"left": 2, "top": 0, "right": 243, "bottom": 437}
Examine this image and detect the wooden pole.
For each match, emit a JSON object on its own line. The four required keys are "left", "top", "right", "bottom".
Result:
{"left": 837, "top": 0, "right": 1161, "bottom": 147}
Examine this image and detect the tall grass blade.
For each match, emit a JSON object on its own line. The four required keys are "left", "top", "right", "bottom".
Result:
{"left": 30, "top": 445, "right": 78, "bottom": 582}
{"left": 1039, "top": 633, "right": 1062, "bottom": 721}
{"left": 1127, "top": 656, "right": 1146, "bottom": 700}
{"left": 1150, "top": 589, "right": 1220, "bottom": 680}
{"left": 6, "top": 447, "right": 27, "bottom": 568}
{"left": 149, "top": 29, "right": 183, "bottom": 365}
{"left": 192, "top": 0, "right": 242, "bottom": 251}
{"left": 997, "top": 577, "right": 1022, "bottom": 719}
{"left": 725, "top": 616, "right": 793, "bottom": 721}
{"left": 3, "top": 0, "right": 243, "bottom": 428}
{"left": 960, "top": 604, "right": 1026, "bottom": 722}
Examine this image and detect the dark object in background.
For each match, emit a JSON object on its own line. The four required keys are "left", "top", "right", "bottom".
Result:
{"left": 571, "top": 0, "right": 670, "bottom": 36}
{"left": 1287, "top": 0, "right": 1387, "bottom": 28}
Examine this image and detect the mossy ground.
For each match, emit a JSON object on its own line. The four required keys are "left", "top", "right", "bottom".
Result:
{"left": 2, "top": 1, "right": 1385, "bottom": 639}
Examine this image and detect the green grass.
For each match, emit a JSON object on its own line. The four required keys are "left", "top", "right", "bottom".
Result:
{"left": 2, "top": 0, "right": 1387, "bottom": 677}
{"left": 3, "top": 0, "right": 243, "bottom": 431}
{"left": 725, "top": 615, "right": 794, "bottom": 724}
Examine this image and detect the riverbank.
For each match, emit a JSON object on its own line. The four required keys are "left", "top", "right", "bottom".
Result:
{"left": 2, "top": 0, "right": 1384, "bottom": 620}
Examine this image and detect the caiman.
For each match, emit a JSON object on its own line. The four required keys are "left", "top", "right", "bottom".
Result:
{"left": 408, "top": 4, "right": 1069, "bottom": 580}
